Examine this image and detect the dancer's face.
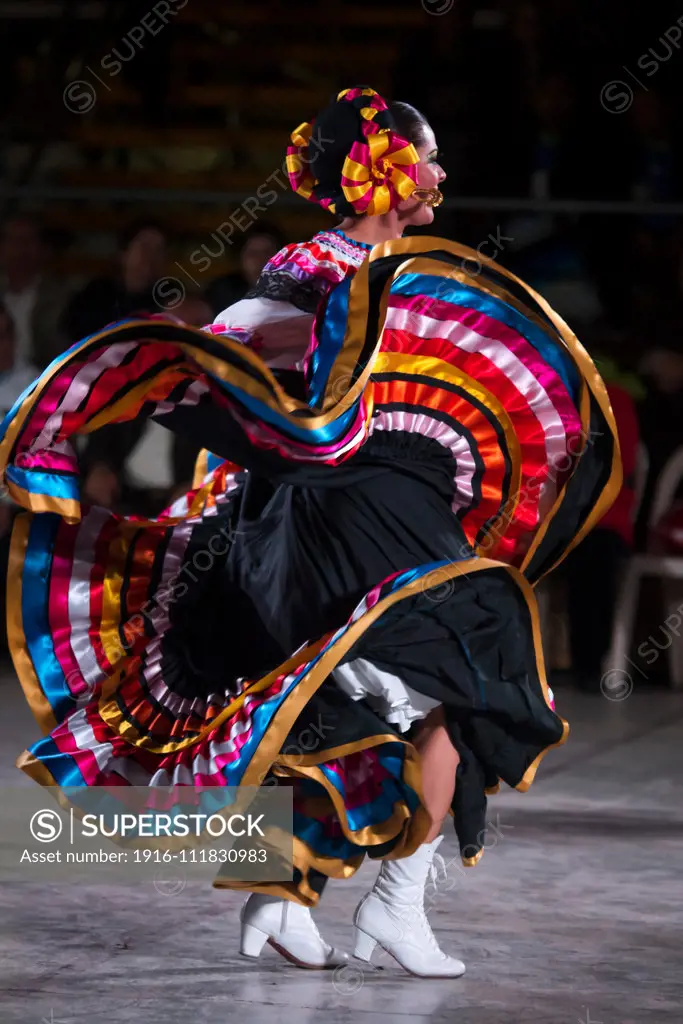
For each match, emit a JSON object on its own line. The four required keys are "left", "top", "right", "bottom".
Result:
{"left": 398, "top": 125, "right": 446, "bottom": 228}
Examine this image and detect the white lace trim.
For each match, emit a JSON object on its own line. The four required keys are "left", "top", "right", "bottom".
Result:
{"left": 332, "top": 658, "right": 440, "bottom": 733}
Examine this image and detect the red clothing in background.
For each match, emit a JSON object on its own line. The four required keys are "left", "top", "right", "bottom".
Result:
{"left": 599, "top": 383, "right": 640, "bottom": 547}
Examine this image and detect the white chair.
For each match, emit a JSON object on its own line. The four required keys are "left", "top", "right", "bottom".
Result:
{"left": 607, "top": 443, "right": 683, "bottom": 690}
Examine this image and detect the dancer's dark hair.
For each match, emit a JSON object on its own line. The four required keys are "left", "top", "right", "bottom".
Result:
{"left": 289, "top": 87, "right": 429, "bottom": 218}
{"left": 388, "top": 101, "right": 431, "bottom": 149}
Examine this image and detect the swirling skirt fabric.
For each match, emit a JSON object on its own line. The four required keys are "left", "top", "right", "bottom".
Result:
{"left": 0, "top": 238, "right": 620, "bottom": 903}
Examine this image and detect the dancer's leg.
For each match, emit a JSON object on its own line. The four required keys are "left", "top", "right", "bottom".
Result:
{"left": 351, "top": 703, "right": 465, "bottom": 976}
{"left": 411, "top": 705, "right": 459, "bottom": 841}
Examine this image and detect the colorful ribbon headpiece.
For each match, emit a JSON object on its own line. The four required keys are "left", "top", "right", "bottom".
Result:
{"left": 286, "top": 87, "right": 420, "bottom": 217}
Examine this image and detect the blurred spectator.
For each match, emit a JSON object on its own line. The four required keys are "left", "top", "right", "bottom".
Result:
{"left": 500, "top": 68, "right": 597, "bottom": 312}
{"left": 635, "top": 332, "right": 683, "bottom": 547}
{"left": 524, "top": 71, "right": 584, "bottom": 200}
{"left": 169, "top": 292, "right": 211, "bottom": 496}
{"left": 114, "top": 0, "right": 174, "bottom": 129}
{"left": 562, "top": 379, "right": 641, "bottom": 691}
{"left": 128, "top": 292, "right": 212, "bottom": 502}
{"left": 173, "top": 292, "right": 213, "bottom": 330}
{"left": 80, "top": 291, "right": 212, "bottom": 516}
{"left": 628, "top": 92, "right": 679, "bottom": 208}
{"left": 63, "top": 219, "right": 169, "bottom": 342}
{"left": 0, "top": 301, "right": 39, "bottom": 418}
{"left": 499, "top": 66, "right": 590, "bottom": 208}
{"left": 204, "top": 222, "right": 286, "bottom": 319}
{"left": 508, "top": 224, "right": 604, "bottom": 327}
{"left": 508, "top": 2, "right": 544, "bottom": 118}
{"left": 0, "top": 214, "right": 71, "bottom": 369}
{"left": 616, "top": 226, "right": 680, "bottom": 331}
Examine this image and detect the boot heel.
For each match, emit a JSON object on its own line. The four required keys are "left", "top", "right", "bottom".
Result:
{"left": 353, "top": 927, "right": 378, "bottom": 963}
{"left": 240, "top": 922, "right": 269, "bottom": 958}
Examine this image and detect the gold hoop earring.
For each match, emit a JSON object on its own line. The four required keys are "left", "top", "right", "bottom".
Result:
{"left": 411, "top": 188, "right": 444, "bottom": 208}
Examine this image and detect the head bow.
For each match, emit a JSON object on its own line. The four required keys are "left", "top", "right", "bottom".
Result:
{"left": 286, "top": 87, "right": 420, "bottom": 216}
{"left": 286, "top": 121, "right": 319, "bottom": 204}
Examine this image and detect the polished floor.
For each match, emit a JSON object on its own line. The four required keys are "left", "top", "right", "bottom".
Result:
{"left": 1, "top": 664, "right": 682, "bottom": 1024}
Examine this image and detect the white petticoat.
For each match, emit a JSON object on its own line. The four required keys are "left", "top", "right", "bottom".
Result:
{"left": 332, "top": 658, "right": 440, "bottom": 733}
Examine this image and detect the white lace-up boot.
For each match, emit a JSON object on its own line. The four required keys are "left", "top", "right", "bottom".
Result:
{"left": 240, "top": 893, "right": 350, "bottom": 969}
{"left": 352, "top": 835, "right": 465, "bottom": 977}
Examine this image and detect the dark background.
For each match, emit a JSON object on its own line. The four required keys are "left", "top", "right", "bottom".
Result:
{"left": 2, "top": 0, "right": 683, "bottom": 677}
{"left": 2, "top": 0, "right": 683, "bottom": 346}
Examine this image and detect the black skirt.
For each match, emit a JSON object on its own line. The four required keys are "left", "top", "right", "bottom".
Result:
{"left": 3, "top": 237, "right": 619, "bottom": 905}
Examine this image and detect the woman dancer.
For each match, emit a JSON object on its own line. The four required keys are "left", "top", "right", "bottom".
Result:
{"left": 0, "top": 88, "right": 620, "bottom": 978}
